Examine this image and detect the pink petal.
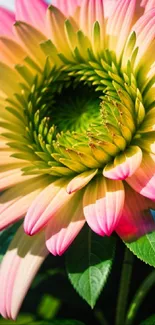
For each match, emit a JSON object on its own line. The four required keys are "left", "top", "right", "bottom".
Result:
{"left": 0, "top": 168, "right": 33, "bottom": 191}
{"left": 83, "top": 175, "right": 125, "bottom": 236}
{"left": 0, "top": 226, "right": 48, "bottom": 319}
{"left": 132, "top": 8, "right": 155, "bottom": 67}
{"left": 46, "top": 191, "right": 85, "bottom": 256}
{"left": 106, "top": 0, "right": 137, "bottom": 56}
{"left": 24, "top": 178, "right": 72, "bottom": 235}
{"left": 126, "top": 152, "right": 155, "bottom": 200}
{"left": 0, "top": 150, "right": 26, "bottom": 166}
{"left": 13, "top": 21, "right": 46, "bottom": 68}
{"left": 116, "top": 184, "right": 155, "bottom": 240}
{"left": 141, "top": 0, "right": 148, "bottom": 5}
{"left": 0, "top": 7, "right": 15, "bottom": 38}
{"left": 79, "top": 0, "right": 104, "bottom": 40}
{"left": 142, "top": 0, "right": 155, "bottom": 12}
{"left": 0, "top": 37, "right": 26, "bottom": 67}
{"left": 46, "top": 5, "right": 74, "bottom": 59}
{"left": 103, "top": 146, "right": 142, "bottom": 180}
{"left": 52, "top": 0, "right": 81, "bottom": 17}
{"left": 0, "top": 175, "right": 50, "bottom": 230}
{"left": 15, "top": 0, "right": 48, "bottom": 33}
{"left": 104, "top": 0, "right": 117, "bottom": 18}
{"left": 67, "top": 169, "right": 98, "bottom": 194}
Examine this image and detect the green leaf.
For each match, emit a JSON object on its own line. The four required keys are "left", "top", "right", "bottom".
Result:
{"left": 49, "top": 320, "right": 85, "bottom": 325}
{"left": 66, "top": 226, "right": 116, "bottom": 308}
{"left": 23, "top": 323, "right": 50, "bottom": 325}
{"left": 140, "top": 314, "right": 155, "bottom": 324}
{"left": 0, "top": 221, "right": 22, "bottom": 262}
{"left": 0, "top": 314, "right": 34, "bottom": 324}
{"left": 27, "top": 321, "right": 85, "bottom": 325}
{"left": 126, "top": 232, "right": 155, "bottom": 267}
{"left": 37, "top": 294, "right": 61, "bottom": 320}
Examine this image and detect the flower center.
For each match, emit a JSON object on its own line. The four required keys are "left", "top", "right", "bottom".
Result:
{"left": 6, "top": 45, "right": 150, "bottom": 178}
{"left": 49, "top": 84, "right": 101, "bottom": 133}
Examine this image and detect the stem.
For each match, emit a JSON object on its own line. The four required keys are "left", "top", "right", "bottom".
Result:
{"left": 94, "top": 309, "right": 109, "bottom": 325}
{"left": 125, "top": 270, "right": 155, "bottom": 325}
{"left": 115, "top": 247, "right": 134, "bottom": 325}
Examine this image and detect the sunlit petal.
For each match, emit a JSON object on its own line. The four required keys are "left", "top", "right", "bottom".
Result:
{"left": 83, "top": 175, "right": 125, "bottom": 236}
{"left": 0, "top": 226, "right": 48, "bottom": 319}
{"left": 46, "top": 191, "right": 85, "bottom": 256}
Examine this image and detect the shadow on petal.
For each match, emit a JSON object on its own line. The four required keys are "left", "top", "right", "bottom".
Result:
{"left": 116, "top": 183, "right": 155, "bottom": 242}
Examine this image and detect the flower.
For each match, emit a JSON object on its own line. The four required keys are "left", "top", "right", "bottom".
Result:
{"left": 0, "top": 0, "right": 155, "bottom": 319}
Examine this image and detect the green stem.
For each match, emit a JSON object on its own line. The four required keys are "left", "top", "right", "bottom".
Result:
{"left": 115, "top": 247, "right": 134, "bottom": 325}
{"left": 125, "top": 270, "right": 155, "bottom": 325}
{"left": 94, "top": 309, "right": 109, "bottom": 325}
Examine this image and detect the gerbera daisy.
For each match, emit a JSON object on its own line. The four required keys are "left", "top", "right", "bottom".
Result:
{"left": 0, "top": 0, "right": 155, "bottom": 319}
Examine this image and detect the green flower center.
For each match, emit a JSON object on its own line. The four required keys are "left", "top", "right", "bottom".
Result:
{"left": 50, "top": 84, "right": 101, "bottom": 133}
{"left": 6, "top": 40, "right": 153, "bottom": 178}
